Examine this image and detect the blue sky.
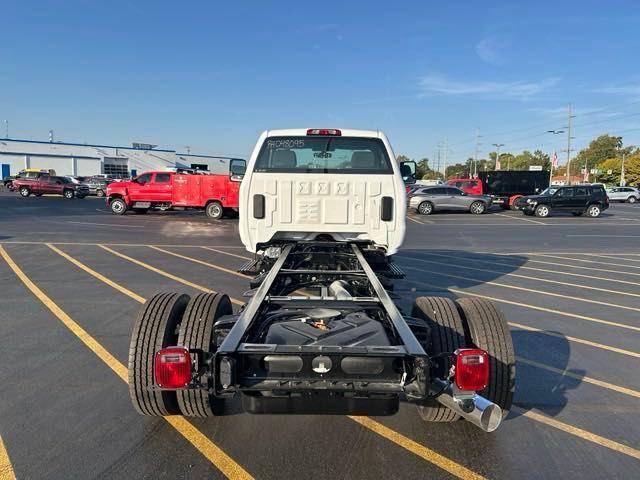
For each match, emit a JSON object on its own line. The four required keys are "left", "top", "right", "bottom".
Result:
{"left": 2, "top": 1, "right": 640, "bottom": 164}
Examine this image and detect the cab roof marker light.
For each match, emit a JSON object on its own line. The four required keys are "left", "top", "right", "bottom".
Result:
{"left": 307, "top": 129, "right": 342, "bottom": 136}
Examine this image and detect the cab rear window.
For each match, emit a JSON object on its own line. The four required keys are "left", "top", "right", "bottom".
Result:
{"left": 254, "top": 136, "right": 393, "bottom": 174}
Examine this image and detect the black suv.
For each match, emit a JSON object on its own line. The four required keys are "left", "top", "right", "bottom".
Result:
{"left": 514, "top": 184, "right": 609, "bottom": 218}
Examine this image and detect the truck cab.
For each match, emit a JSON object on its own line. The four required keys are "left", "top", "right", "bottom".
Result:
{"left": 239, "top": 128, "right": 408, "bottom": 255}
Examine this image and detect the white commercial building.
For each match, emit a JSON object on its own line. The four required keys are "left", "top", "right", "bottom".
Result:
{"left": 0, "top": 138, "right": 242, "bottom": 179}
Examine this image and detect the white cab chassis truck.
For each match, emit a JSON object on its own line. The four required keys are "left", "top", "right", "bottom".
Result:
{"left": 127, "top": 128, "right": 515, "bottom": 432}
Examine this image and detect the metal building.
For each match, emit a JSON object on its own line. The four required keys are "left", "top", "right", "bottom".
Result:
{"left": 0, "top": 138, "right": 242, "bottom": 179}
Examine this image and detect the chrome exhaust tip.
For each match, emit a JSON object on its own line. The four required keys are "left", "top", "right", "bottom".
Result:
{"left": 433, "top": 381, "right": 503, "bottom": 432}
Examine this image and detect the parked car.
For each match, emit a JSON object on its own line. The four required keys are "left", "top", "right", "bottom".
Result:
{"left": 409, "top": 186, "right": 492, "bottom": 215}
{"left": 3, "top": 169, "right": 56, "bottom": 189}
{"left": 514, "top": 184, "right": 609, "bottom": 217}
{"left": 13, "top": 175, "right": 90, "bottom": 199}
{"left": 83, "top": 176, "right": 113, "bottom": 197}
{"left": 606, "top": 186, "right": 640, "bottom": 204}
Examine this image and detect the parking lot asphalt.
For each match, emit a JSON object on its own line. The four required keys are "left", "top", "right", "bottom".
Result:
{"left": 1, "top": 189, "right": 639, "bottom": 479}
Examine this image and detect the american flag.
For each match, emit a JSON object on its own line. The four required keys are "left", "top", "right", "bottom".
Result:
{"left": 551, "top": 150, "right": 558, "bottom": 168}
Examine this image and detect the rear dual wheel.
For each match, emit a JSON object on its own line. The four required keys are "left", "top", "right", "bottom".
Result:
{"left": 128, "top": 292, "right": 233, "bottom": 417}
{"left": 412, "top": 296, "right": 515, "bottom": 423}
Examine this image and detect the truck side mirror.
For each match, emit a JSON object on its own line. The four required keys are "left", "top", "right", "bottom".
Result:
{"left": 400, "top": 161, "right": 417, "bottom": 184}
{"left": 230, "top": 159, "right": 246, "bottom": 177}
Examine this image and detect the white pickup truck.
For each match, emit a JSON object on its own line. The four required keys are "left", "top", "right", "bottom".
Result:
{"left": 126, "top": 128, "right": 515, "bottom": 432}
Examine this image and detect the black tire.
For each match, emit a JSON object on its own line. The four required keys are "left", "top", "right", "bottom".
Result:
{"left": 110, "top": 198, "right": 127, "bottom": 215}
{"left": 96, "top": 189, "right": 105, "bottom": 197}
{"left": 177, "top": 293, "right": 233, "bottom": 417}
{"left": 128, "top": 292, "right": 191, "bottom": 416}
{"left": 586, "top": 203, "right": 602, "bottom": 218}
{"left": 412, "top": 296, "right": 466, "bottom": 422}
{"left": 77, "top": 195, "right": 86, "bottom": 199}
{"left": 417, "top": 201, "right": 434, "bottom": 215}
{"left": 19, "top": 187, "right": 30, "bottom": 197}
{"left": 63, "top": 189, "right": 74, "bottom": 199}
{"left": 205, "top": 201, "right": 224, "bottom": 219}
{"left": 523, "top": 211, "right": 534, "bottom": 216}
{"left": 455, "top": 298, "right": 515, "bottom": 417}
{"left": 627, "top": 196, "right": 637, "bottom": 204}
{"left": 469, "top": 201, "right": 486, "bottom": 215}
{"left": 571, "top": 211, "right": 584, "bottom": 216}
{"left": 534, "top": 204, "right": 550, "bottom": 217}
{"left": 133, "top": 208, "right": 149, "bottom": 214}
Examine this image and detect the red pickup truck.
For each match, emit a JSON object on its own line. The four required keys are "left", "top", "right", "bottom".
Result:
{"left": 107, "top": 166, "right": 244, "bottom": 219}
{"left": 13, "top": 174, "right": 90, "bottom": 199}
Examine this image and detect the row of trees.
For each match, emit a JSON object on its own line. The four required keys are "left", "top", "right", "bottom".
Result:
{"left": 397, "top": 134, "right": 640, "bottom": 186}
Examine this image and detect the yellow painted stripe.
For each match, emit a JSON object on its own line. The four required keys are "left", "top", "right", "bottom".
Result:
{"left": 508, "top": 322, "right": 640, "bottom": 358}
{"left": 405, "top": 266, "right": 640, "bottom": 322}
{"left": 403, "top": 265, "right": 640, "bottom": 331}
{"left": 410, "top": 251, "right": 640, "bottom": 287}
{"left": 584, "top": 253, "right": 640, "bottom": 264}
{"left": 200, "top": 246, "right": 251, "bottom": 261}
{"left": 411, "top": 279, "right": 640, "bottom": 358}
{"left": 348, "top": 416, "right": 485, "bottom": 480}
{"left": 534, "top": 253, "right": 640, "bottom": 270}
{"left": 0, "top": 434, "right": 16, "bottom": 480}
{"left": 150, "top": 246, "right": 249, "bottom": 279}
{"left": 515, "top": 408, "right": 640, "bottom": 460}
{"left": 0, "top": 245, "right": 253, "bottom": 480}
{"left": 47, "top": 244, "right": 146, "bottom": 304}
{"left": 402, "top": 255, "right": 640, "bottom": 299}
{"left": 517, "top": 357, "right": 640, "bottom": 398}
{"left": 98, "top": 245, "right": 244, "bottom": 306}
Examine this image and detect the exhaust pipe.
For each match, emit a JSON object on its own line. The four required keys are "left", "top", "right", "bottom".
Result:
{"left": 433, "top": 380, "right": 503, "bottom": 432}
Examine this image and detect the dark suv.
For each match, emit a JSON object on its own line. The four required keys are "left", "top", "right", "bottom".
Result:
{"left": 514, "top": 184, "right": 609, "bottom": 218}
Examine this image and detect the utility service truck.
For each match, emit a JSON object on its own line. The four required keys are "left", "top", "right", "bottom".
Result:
{"left": 127, "top": 128, "right": 515, "bottom": 432}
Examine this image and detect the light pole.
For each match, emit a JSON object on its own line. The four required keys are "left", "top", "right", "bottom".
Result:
{"left": 492, "top": 143, "right": 504, "bottom": 170}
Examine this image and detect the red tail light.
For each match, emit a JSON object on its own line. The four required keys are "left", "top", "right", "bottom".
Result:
{"left": 154, "top": 347, "right": 191, "bottom": 389}
{"left": 307, "top": 128, "right": 341, "bottom": 136}
{"left": 455, "top": 349, "right": 489, "bottom": 391}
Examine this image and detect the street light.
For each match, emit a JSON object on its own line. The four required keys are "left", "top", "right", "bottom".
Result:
{"left": 492, "top": 143, "right": 505, "bottom": 170}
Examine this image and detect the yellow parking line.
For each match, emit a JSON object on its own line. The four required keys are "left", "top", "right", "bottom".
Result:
{"left": 407, "top": 216, "right": 426, "bottom": 225}
{"left": 63, "top": 248, "right": 481, "bottom": 477}
{"left": 509, "top": 322, "right": 639, "bottom": 358}
{"left": 47, "top": 244, "right": 146, "bottom": 304}
{"left": 517, "top": 357, "right": 640, "bottom": 398}
{"left": 201, "top": 246, "right": 251, "bottom": 261}
{"left": 410, "top": 251, "right": 640, "bottom": 287}
{"left": 0, "top": 245, "right": 253, "bottom": 480}
{"left": 0, "top": 434, "right": 16, "bottom": 480}
{"left": 402, "top": 255, "right": 640, "bottom": 300}
{"left": 348, "top": 417, "right": 485, "bottom": 480}
{"left": 149, "top": 246, "right": 249, "bottom": 279}
{"left": 515, "top": 408, "right": 640, "bottom": 460}
{"left": 496, "top": 255, "right": 640, "bottom": 278}
{"left": 584, "top": 253, "right": 640, "bottom": 264}
{"left": 98, "top": 245, "right": 244, "bottom": 306}
{"left": 403, "top": 265, "right": 640, "bottom": 331}
{"left": 410, "top": 278, "right": 639, "bottom": 358}
{"left": 532, "top": 254, "right": 640, "bottom": 271}
{"left": 494, "top": 212, "right": 545, "bottom": 225}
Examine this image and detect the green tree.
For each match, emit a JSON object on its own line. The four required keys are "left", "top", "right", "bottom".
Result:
{"left": 571, "top": 134, "right": 623, "bottom": 174}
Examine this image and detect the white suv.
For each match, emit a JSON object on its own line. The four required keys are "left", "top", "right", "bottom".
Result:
{"left": 239, "top": 128, "right": 407, "bottom": 255}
